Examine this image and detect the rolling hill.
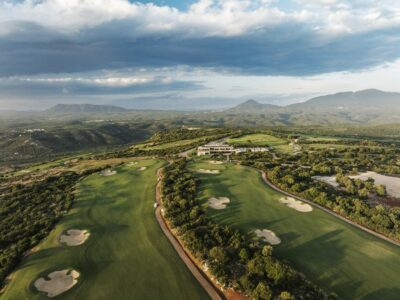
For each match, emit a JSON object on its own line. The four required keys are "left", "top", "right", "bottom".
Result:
{"left": 46, "top": 103, "right": 128, "bottom": 113}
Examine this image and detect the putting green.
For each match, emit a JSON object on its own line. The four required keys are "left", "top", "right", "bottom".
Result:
{"left": 189, "top": 160, "right": 400, "bottom": 300}
{"left": 2, "top": 159, "right": 209, "bottom": 300}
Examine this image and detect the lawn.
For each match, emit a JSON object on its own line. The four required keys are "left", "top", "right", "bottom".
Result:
{"left": 189, "top": 160, "right": 400, "bottom": 300}
{"left": 227, "top": 133, "right": 292, "bottom": 153}
{"left": 1, "top": 159, "right": 209, "bottom": 300}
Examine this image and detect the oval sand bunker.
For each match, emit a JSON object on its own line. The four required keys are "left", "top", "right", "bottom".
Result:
{"left": 34, "top": 269, "right": 79, "bottom": 297}
{"left": 279, "top": 197, "right": 312, "bottom": 212}
{"left": 208, "top": 197, "right": 230, "bottom": 209}
{"left": 208, "top": 160, "right": 223, "bottom": 165}
{"left": 254, "top": 229, "right": 281, "bottom": 245}
{"left": 197, "top": 169, "right": 220, "bottom": 174}
{"left": 138, "top": 166, "right": 147, "bottom": 171}
{"left": 60, "top": 229, "right": 90, "bottom": 246}
{"left": 100, "top": 169, "right": 117, "bottom": 176}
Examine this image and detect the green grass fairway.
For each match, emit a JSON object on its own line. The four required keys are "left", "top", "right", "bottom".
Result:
{"left": 189, "top": 160, "right": 400, "bottom": 300}
{"left": 228, "top": 133, "right": 287, "bottom": 146}
{"left": 227, "top": 134, "right": 292, "bottom": 153}
{"left": 2, "top": 159, "right": 209, "bottom": 300}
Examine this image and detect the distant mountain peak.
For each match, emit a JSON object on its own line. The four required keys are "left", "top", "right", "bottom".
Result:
{"left": 227, "top": 99, "right": 281, "bottom": 114}
{"left": 241, "top": 99, "right": 261, "bottom": 105}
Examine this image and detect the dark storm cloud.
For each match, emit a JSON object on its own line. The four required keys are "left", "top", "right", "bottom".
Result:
{"left": 1, "top": 20, "right": 400, "bottom": 77}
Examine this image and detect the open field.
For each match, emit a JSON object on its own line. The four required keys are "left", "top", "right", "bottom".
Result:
{"left": 134, "top": 137, "right": 206, "bottom": 150}
{"left": 189, "top": 160, "right": 400, "bottom": 300}
{"left": 1, "top": 159, "right": 208, "bottom": 300}
{"left": 227, "top": 133, "right": 292, "bottom": 153}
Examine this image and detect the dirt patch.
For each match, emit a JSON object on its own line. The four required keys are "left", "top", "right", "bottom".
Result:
{"left": 279, "top": 197, "right": 313, "bottom": 212}
{"left": 208, "top": 160, "right": 223, "bottom": 165}
{"left": 314, "top": 172, "right": 400, "bottom": 198}
{"left": 208, "top": 197, "right": 230, "bottom": 209}
{"left": 254, "top": 229, "right": 281, "bottom": 245}
{"left": 349, "top": 171, "right": 400, "bottom": 198}
{"left": 34, "top": 269, "right": 79, "bottom": 297}
{"left": 312, "top": 175, "right": 339, "bottom": 187}
{"left": 60, "top": 229, "right": 90, "bottom": 246}
{"left": 138, "top": 166, "right": 147, "bottom": 171}
{"left": 197, "top": 169, "right": 220, "bottom": 174}
{"left": 100, "top": 169, "right": 117, "bottom": 176}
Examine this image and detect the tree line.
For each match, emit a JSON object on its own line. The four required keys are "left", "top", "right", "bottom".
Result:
{"left": 0, "top": 168, "right": 101, "bottom": 288}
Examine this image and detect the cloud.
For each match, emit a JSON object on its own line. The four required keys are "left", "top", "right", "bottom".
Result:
{"left": 0, "top": 73, "right": 204, "bottom": 97}
{"left": 0, "top": 0, "right": 399, "bottom": 78}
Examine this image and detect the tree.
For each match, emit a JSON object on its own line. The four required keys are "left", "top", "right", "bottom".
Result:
{"left": 252, "top": 282, "right": 272, "bottom": 300}
{"left": 376, "top": 184, "right": 387, "bottom": 196}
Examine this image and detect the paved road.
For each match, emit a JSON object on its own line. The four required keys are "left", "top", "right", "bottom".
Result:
{"left": 155, "top": 167, "right": 225, "bottom": 300}
{"left": 259, "top": 170, "right": 400, "bottom": 248}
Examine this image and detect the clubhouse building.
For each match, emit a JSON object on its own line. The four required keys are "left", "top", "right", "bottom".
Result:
{"left": 197, "top": 142, "right": 269, "bottom": 156}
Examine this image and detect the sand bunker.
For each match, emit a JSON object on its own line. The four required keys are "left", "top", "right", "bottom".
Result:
{"left": 100, "top": 169, "right": 116, "bottom": 176}
{"left": 208, "top": 160, "right": 223, "bottom": 165}
{"left": 138, "top": 166, "right": 147, "bottom": 171}
{"left": 34, "top": 269, "right": 79, "bottom": 297}
{"left": 312, "top": 175, "right": 339, "bottom": 187}
{"left": 279, "top": 197, "right": 313, "bottom": 212}
{"left": 208, "top": 197, "right": 230, "bottom": 209}
{"left": 127, "top": 161, "right": 138, "bottom": 166}
{"left": 197, "top": 169, "right": 220, "bottom": 174}
{"left": 60, "top": 229, "right": 90, "bottom": 246}
{"left": 254, "top": 229, "right": 281, "bottom": 245}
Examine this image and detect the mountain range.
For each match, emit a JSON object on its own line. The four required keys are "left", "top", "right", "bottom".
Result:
{"left": 3, "top": 89, "right": 400, "bottom": 126}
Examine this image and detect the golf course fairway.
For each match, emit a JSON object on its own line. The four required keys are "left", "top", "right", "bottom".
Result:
{"left": 189, "top": 160, "right": 400, "bottom": 300}
{"left": 1, "top": 159, "right": 209, "bottom": 300}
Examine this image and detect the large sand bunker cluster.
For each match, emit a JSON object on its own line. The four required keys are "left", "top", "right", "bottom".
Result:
{"left": 279, "top": 197, "right": 313, "bottom": 212}
{"left": 100, "top": 169, "right": 117, "bottom": 176}
{"left": 254, "top": 229, "right": 281, "bottom": 245}
{"left": 197, "top": 169, "right": 220, "bottom": 174}
{"left": 208, "top": 197, "right": 230, "bottom": 209}
{"left": 60, "top": 230, "right": 90, "bottom": 246}
{"left": 34, "top": 269, "right": 79, "bottom": 297}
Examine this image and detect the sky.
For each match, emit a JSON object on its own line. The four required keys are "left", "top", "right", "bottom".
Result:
{"left": 1, "top": 0, "right": 400, "bottom": 110}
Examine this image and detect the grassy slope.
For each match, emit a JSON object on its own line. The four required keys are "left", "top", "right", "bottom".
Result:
{"left": 2, "top": 160, "right": 208, "bottom": 300}
{"left": 189, "top": 160, "right": 400, "bottom": 300}
{"left": 227, "top": 134, "right": 292, "bottom": 153}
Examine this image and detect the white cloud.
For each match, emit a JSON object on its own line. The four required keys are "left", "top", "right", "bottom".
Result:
{"left": 1, "top": 0, "right": 399, "bottom": 39}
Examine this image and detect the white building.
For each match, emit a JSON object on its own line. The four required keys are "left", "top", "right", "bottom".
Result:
{"left": 197, "top": 143, "right": 269, "bottom": 156}
{"left": 197, "top": 143, "right": 235, "bottom": 156}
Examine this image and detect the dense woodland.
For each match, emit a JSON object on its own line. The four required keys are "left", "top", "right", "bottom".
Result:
{"left": 162, "top": 160, "right": 334, "bottom": 300}
{"left": 0, "top": 168, "right": 101, "bottom": 287}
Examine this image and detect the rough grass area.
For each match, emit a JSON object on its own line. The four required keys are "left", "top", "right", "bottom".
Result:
{"left": 189, "top": 160, "right": 400, "bottom": 300}
{"left": 2, "top": 160, "right": 208, "bottom": 300}
{"left": 227, "top": 133, "right": 292, "bottom": 153}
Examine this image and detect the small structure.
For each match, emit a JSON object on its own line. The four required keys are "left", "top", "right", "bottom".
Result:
{"left": 197, "top": 143, "right": 235, "bottom": 156}
{"left": 197, "top": 143, "right": 269, "bottom": 156}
